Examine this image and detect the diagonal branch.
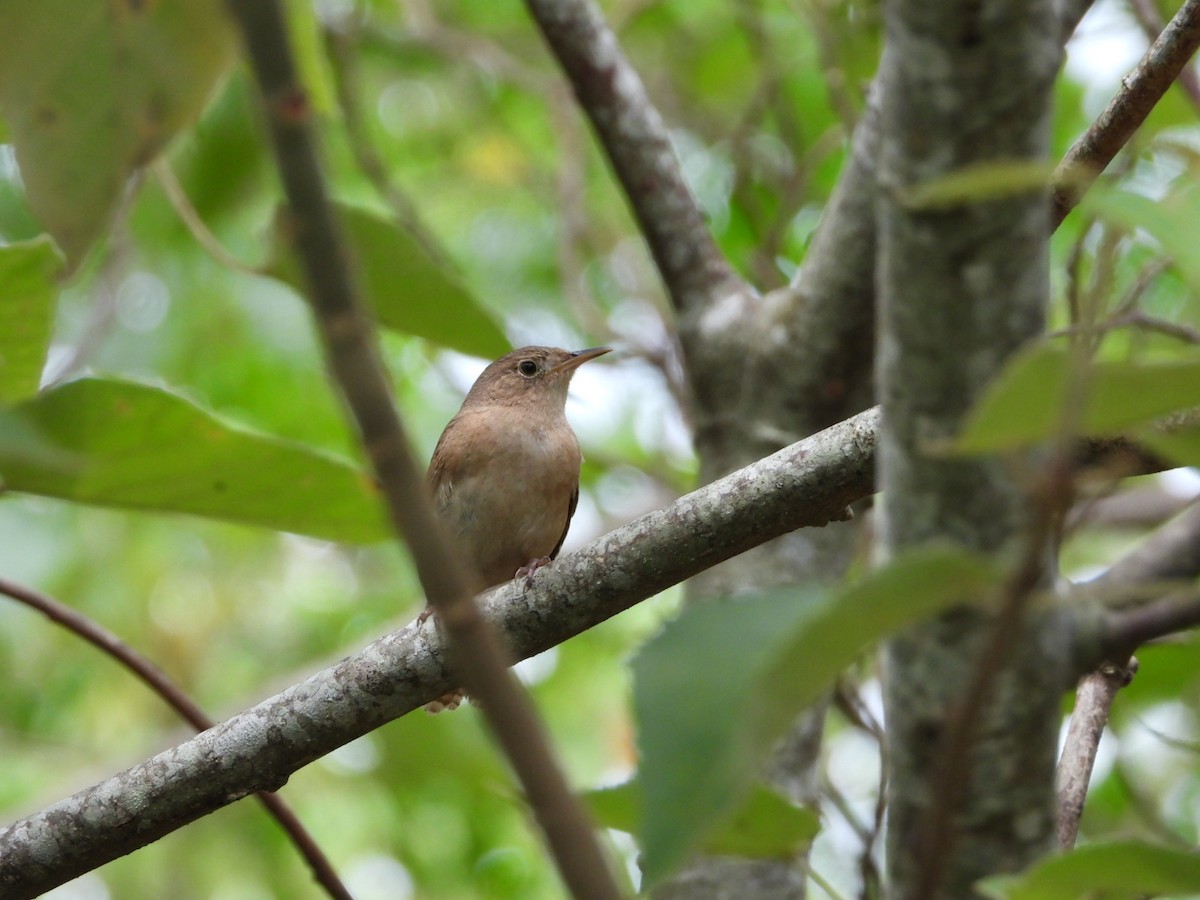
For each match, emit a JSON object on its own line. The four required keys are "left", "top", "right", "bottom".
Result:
{"left": 1052, "top": 0, "right": 1200, "bottom": 225}
{"left": 1058, "top": 500, "right": 1200, "bottom": 848}
{"left": 224, "top": 2, "right": 619, "bottom": 897}
{"left": 0, "top": 399, "right": 1186, "bottom": 897}
{"left": 0, "top": 407, "right": 878, "bottom": 899}
{"left": 1128, "top": 0, "right": 1200, "bottom": 112}
{"left": 0, "top": 577, "right": 352, "bottom": 900}
{"left": 520, "top": 0, "right": 751, "bottom": 321}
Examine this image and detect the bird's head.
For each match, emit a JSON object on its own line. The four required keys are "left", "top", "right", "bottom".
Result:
{"left": 463, "top": 346, "right": 611, "bottom": 408}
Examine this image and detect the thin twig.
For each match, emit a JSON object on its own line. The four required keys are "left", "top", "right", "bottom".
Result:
{"left": 522, "top": 0, "right": 749, "bottom": 316}
{"left": 1112, "top": 256, "right": 1173, "bottom": 317}
{"left": 45, "top": 180, "right": 139, "bottom": 386}
{"left": 400, "top": 0, "right": 551, "bottom": 97}
{"left": 1111, "top": 758, "right": 1195, "bottom": 845}
{"left": 729, "top": 0, "right": 823, "bottom": 289}
{"left": 0, "top": 576, "right": 353, "bottom": 900}
{"left": 1135, "top": 716, "right": 1200, "bottom": 754}
{"left": 552, "top": 88, "right": 612, "bottom": 338}
{"left": 152, "top": 160, "right": 262, "bottom": 275}
{"left": 1128, "top": 0, "right": 1200, "bottom": 111}
{"left": 324, "top": 22, "right": 452, "bottom": 269}
{"left": 1056, "top": 659, "right": 1137, "bottom": 849}
{"left": 1055, "top": 502, "right": 1200, "bottom": 847}
{"left": 224, "top": 3, "right": 620, "bottom": 897}
{"left": 831, "top": 681, "right": 886, "bottom": 899}
{"left": 1052, "top": 0, "right": 1200, "bottom": 225}
{"left": 805, "top": 861, "right": 850, "bottom": 900}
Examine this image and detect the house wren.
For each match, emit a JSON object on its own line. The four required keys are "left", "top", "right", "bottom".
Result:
{"left": 424, "top": 345, "right": 610, "bottom": 711}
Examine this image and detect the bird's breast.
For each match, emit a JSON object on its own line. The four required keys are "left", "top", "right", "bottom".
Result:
{"left": 432, "top": 409, "right": 582, "bottom": 586}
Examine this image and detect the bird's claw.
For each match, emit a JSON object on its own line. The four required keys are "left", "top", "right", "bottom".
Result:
{"left": 425, "top": 689, "right": 465, "bottom": 714}
{"left": 516, "top": 556, "right": 552, "bottom": 589}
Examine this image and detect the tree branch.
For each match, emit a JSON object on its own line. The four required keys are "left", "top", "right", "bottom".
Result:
{"left": 521, "top": 0, "right": 749, "bottom": 320}
{"left": 0, "top": 407, "right": 878, "bottom": 899}
{"left": 519, "top": 0, "right": 762, "bottom": 448}
{"left": 223, "top": 2, "right": 619, "bottom": 897}
{"left": 1052, "top": 0, "right": 1200, "bottom": 225}
{"left": 0, "top": 386, "right": 1188, "bottom": 896}
{"left": 0, "top": 577, "right": 352, "bottom": 900}
{"left": 1057, "top": 500, "right": 1200, "bottom": 847}
{"left": 1055, "top": 659, "right": 1138, "bottom": 849}
{"left": 1127, "top": 0, "right": 1200, "bottom": 114}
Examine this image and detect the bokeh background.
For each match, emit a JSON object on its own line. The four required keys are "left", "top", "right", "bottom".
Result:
{"left": 2, "top": 0, "right": 1199, "bottom": 897}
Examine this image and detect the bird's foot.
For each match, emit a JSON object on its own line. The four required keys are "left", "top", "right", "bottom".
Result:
{"left": 425, "top": 688, "right": 466, "bottom": 714}
{"left": 416, "top": 605, "right": 434, "bottom": 626}
{"left": 516, "top": 557, "right": 552, "bottom": 588}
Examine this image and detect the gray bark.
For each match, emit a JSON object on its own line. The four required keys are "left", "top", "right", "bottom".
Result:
{"left": 875, "top": 0, "right": 1066, "bottom": 897}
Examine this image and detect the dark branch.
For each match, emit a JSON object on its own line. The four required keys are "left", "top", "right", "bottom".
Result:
{"left": 1103, "top": 590, "right": 1200, "bottom": 659}
{"left": 223, "top": 2, "right": 620, "bottom": 898}
{"left": 1128, "top": 0, "right": 1200, "bottom": 113}
{"left": 521, "top": 0, "right": 749, "bottom": 318}
{"left": 1052, "top": 0, "right": 1200, "bottom": 225}
{"left": 0, "top": 576, "right": 352, "bottom": 900}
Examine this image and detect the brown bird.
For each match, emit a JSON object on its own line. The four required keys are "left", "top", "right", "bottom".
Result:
{"left": 424, "top": 345, "right": 610, "bottom": 711}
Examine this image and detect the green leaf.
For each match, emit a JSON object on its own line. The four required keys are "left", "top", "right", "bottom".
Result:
{"left": 901, "top": 160, "right": 1055, "bottom": 210}
{"left": 978, "top": 840, "right": 1200, "bottom": 900}
{"left": 1139, "top": 425, "right": 1200, "bottom": 468}
{"left": 0, "top": 1, "right": 236, "bottom": 270}
{"left": 268, "top": 202, "right": 510, "bottom": 359}
{"left": 283, "top": 0, "right": 337, "bottom": 116}
{"left": 763, "top": 548, "right": 999, "bottom": 721}
{"left": 0, "top": 412, "right": 79, "bottom": 477}
{"left": 1082, "top": 185, "right": 1200, "bottom": 292}
{"left": 585, "top": 780, "right": 819, "bottom": 860}
{"left": 0, "top": 237, "right": 63, "bottom": 403}
{"left": 633, "top": 591, "right": 813, "bottom": 884}
{"left": 0, "top": 379, "right": 389, "bottom": 543}
{"left": 953, "top": 342, "right": 1200, "bottom": 454}
{"left": 633, "top": 547, "right": 997, "bottom": 884}
{"left": 706, "top": 784, "right": 820, "bottom": 859}
{"left": 585, "top": 781, "right": 641, "bottom": 835}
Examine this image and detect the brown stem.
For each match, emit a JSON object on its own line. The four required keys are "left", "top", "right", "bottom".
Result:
{"left": 1128, "top": 0, "right": 1200, "bottom": 111}
{"left": 521, "top": 0, "right": 748, "bottom": 317}
{"left": 1056, "top": 660, "right": 1137, "bottom": 849}
{"left": 223, "top": 2, "right": 620, "bottom": 897}
{"left": 0, "top": 576, "right": 352, "bottom": 900}
{"left": 324, "top": 23, "right": 452, "bottom": 269}
{"left": 1052, "top": 0, "right": 1200, "bottom": 225}
{"left": 1057, "top": 502, "right": 1200, "bottom": 847}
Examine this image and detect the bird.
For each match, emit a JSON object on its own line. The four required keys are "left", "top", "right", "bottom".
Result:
{"left": 423, "top": 345, "right": 610, "bottom": 711}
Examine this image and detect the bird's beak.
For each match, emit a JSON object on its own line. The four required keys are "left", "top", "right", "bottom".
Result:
{"left": 550, "top": 346, "right": 611, "bottom": 375}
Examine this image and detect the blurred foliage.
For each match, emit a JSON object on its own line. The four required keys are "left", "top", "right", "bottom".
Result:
{"left": 632, "top": 549, "right": 999, "bottom": 884}
{"left": 0, "top": 0, "right": 1197, "bottom": 898}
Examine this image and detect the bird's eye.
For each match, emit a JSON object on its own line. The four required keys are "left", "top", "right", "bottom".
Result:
{"left": 517, "top": 360, "right": 538, "bottom": 377}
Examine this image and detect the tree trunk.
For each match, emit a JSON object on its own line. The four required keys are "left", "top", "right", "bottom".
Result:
{"left": 875, "top": 1, "right": 1068, "bottom": 897}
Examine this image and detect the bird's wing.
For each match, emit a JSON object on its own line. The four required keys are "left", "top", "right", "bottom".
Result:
{"left": 427, "top": 415, "right": 470, "bottom": 509}
{"left": 548, "top": 485, "right": 579, "bottom": 560}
